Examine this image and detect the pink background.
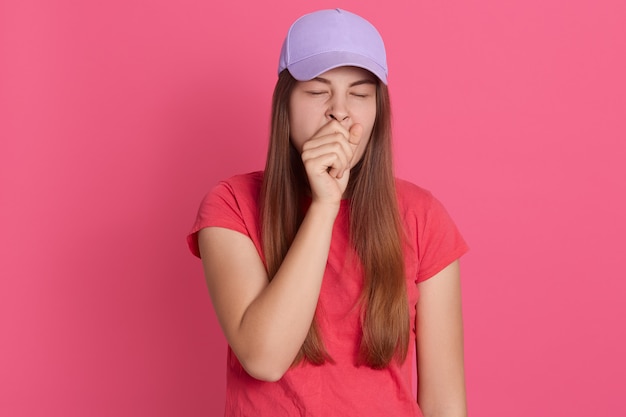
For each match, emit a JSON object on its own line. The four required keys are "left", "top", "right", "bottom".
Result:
{"left": 1, "top": 0, "right": 624, "bottom": 415}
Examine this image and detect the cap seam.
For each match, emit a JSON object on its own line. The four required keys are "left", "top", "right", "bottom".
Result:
{"left": 287, "top": 51, "right": 386, "bottom": 70}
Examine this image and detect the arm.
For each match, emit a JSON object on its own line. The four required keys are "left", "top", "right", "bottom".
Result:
{"left": 198, "top": 201, "right": 338, "bottom": 382}
{"left": 198, "top": 120, "right": 362, "bottom": 382}
{"left": 416, "top": 260, "right": 467, "bottom": 417}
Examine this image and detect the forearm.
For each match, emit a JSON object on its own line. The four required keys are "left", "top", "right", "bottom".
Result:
{"left": 234, "top": 202, "right": 338, "bottom": 378}
{"left": 416, "top": 261, "right": 467, "bottom": 417}
{"left": 417, "top": 349, "right": 467, "bottom": 417}
{"left": 418, "top": 396, "right": 467, "bottom": 417}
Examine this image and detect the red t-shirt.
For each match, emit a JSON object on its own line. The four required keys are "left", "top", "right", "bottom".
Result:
{"left": 188, "top": 171, "right": 469, "bottom": 416}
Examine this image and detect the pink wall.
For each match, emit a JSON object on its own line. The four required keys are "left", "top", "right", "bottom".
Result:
{"left": 1, "top": 0, "right": 624, "bottom": 415}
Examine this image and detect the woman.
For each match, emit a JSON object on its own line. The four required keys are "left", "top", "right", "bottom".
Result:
{"left": 188, "top": 9, "right": 468, "bottom": 417}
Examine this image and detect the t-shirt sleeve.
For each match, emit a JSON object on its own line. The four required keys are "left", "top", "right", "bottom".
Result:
{"left": 186, "top": 180, "right": 250, "bottom": 258}
{"left": 415, "top": 192, "right": 469, "bottom": 283}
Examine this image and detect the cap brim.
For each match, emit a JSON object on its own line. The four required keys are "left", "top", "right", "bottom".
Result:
{"left": 286, "top": 51, "right": 388, "bottom": 84}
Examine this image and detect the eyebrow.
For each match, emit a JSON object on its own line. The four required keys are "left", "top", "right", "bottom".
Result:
{"left": 311, "top": 77, "right": 376, "bottom": 87}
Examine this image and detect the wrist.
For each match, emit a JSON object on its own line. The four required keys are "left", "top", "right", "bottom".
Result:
{"left": 306, "top": 200, "right": 342, "bottom": 220}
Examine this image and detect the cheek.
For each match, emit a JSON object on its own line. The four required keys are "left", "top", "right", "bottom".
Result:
{"left": 353, "top": 102, "right": 377, "bottom": 133}
{"left": 288, "top": 115, "right": 308, "bottom": 153}
{"left": 288, "top": 105, "right": 323, "bottom": 153}
{"left": 357, "top": 112, "right": 376, "bottom": 143}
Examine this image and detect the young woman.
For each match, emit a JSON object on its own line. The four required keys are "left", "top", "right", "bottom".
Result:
{"left": 188, "top": 9, "right": 469, "bottom": 417}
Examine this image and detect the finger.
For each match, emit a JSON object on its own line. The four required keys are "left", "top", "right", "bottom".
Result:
{"left": 302, "top": 142, "right": 350, "bottom": 177}
{"left": 313, "top": 119, "right": 350, "bottom": 142}
{"left": 302, "top": 120, "right": 356, "bottom": 179}
{"left": 302, "top": 133, "right": 354, "bottom": 159}
{"left": 342, "top": 123, "right": 364, "bottom": 174}
{"left": 348, "top": 123, "right": 363, "bottom": 146}
{"left": 302, "top": 132, "right": 355, "bottom": 166}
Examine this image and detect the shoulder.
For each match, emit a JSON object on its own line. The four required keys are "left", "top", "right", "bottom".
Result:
{"left": 195, "top": 170, "right": 265, "bottom": 230}
{"left": 394, "top": 178, "right": 469, "bottom": 281}
{"left": 206, "top": 171, "right": 264, "bottom": 204}
{"left": 393, "top": 177, "right": 457, "bottom": 228}
{"left": 216, "top": 171, "right": 264, "bottom": 194}
{"left": 225, "top": 171, "right": 264, "bottom": 187}
{"left": 188, "top": 171, "right": 264, "bottom": 257}
{"left": 394, "top": 178, "right": 437, "bottom": 211}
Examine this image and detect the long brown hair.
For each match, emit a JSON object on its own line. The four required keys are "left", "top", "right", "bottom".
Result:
{"left": 260, "top": 70, "right": 409, "bottom": 369}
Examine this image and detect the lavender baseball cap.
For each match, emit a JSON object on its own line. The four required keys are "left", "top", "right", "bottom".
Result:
{"left": 278, "top": 9, "right": 388, "bottom": 84}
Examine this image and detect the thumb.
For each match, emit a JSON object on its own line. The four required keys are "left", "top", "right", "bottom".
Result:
{"left": 345, "top": 124, "right": 364, "bottom": 173}
{"left": 349, "top": 123, "right": 363, "bottom": 147}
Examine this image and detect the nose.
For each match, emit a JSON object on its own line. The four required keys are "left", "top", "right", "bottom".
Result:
{"left": 325, "top": 95, "right": 349, "bottom": 123}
